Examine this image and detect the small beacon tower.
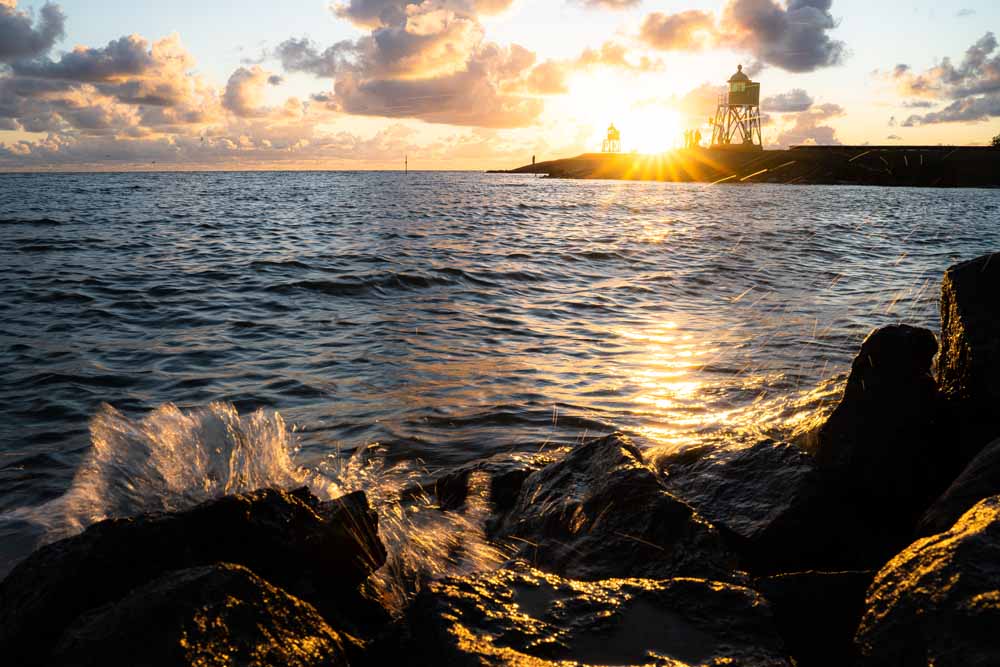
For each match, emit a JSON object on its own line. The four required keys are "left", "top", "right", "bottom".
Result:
{"left": 710, "top": 65, "right": 762, "bottom": 151}
{"left": 602, "top": 123, "right": 621, "bottom": 153}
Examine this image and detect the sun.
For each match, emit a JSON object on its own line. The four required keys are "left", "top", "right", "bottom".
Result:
{"left": 556, "top": 69, "right": 692, "bottom": 155}
{"left": 620, "top": 107, "right": 684, "bottom": 154}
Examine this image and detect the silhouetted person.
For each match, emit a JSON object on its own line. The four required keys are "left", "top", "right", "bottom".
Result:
{"left": 532, "top": 155, "right": 536, "bottom": 165}
{"left": 694, "top": 129, "right": 702, "bottom": 147}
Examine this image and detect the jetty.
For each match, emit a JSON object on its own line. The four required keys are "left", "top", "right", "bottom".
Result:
{"left": 491, "top": 145, "right": 1000, "bottom": 188}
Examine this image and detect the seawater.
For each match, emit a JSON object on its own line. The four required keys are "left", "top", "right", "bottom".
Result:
{"left": 2, "top": 171, "right": 999, "bottom": 583}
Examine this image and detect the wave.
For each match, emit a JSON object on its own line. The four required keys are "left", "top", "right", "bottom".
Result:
{"left": 0, "top": 217, "right": 63, "bottom": 225}
{"left": 267, "top": 272, "right": 456, "bottom": 298}
{"left": 0, "top": 402, "right": 508, "bottom": 613}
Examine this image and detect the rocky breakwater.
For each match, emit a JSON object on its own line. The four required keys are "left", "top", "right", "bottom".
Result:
{"left": 5, "top": 251, "right": 1000, "bottom": 666}
{"left": 0, "top": 488, "right": 386, "bottom": 667}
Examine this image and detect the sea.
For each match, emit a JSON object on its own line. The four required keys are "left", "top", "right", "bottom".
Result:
{"left": 1, "top": 171, "right": 998, "bottom": 586}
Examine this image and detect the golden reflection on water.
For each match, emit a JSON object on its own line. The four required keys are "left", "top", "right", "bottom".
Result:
{"left": 612, "top": 321, "right": 841, "bottom": 452}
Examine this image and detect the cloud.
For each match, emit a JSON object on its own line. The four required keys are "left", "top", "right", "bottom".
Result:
{"left": 887, "top": 134, "right": 902, "bottom": 140}
{"left": 762, "top": 88, "right": 813, "bottom": 112}
{"left": 722, "top": 0, "right": 845, "bottom": 72}
{"left": 331, "top": 0, "right": 514, "bottom": 29}
{"left": 328, "top": 49, "right": 543, "bottom": 128}
{"left": 891, "top": 32, "right": 1000, "bottom": 125}
{"left": 638, "top": 0, "right": 846, "bottom": 73}
{"left": 573, "top": 0, "right": 642, "bottom": 9}
{"left": 639, "top": 10, "right": 715, "bottom": 51}
{"left": 902, "top": 95, "right": 1000, "bottom": 126}
{"left": 277, "top": 0, "right": 546, "bottom": 128}
{"left": 956, "top": 8, "right": 975, "bottom": 18}
{"left": 523, "top": 41, "right": 664, "bottom": 95}
{"left": 1, "top": 3, "right": 591, "bottom": 168}
{"left": 0, "top": 0, "right": 65, "bottom": 63}
{"left": 773, "top": 102, "right": 843, "bottom": 146}
{"left": 223, "top": 65, "right": 276, "bottom": 118}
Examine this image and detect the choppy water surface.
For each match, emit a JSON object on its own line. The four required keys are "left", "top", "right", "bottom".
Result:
{"left": 1, "top": 171, "right": 998, "bottom": 578}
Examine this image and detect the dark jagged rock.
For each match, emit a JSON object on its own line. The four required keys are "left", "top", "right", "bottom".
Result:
{"left": 403, "top": 561, "right": 791, "bottom": 667}
{"left": 919, "top": 437, "right": 1000, "bottom": 536}
{"left": 856, "top": 496, "right": 1000, "bottom": 666}
{"left": 51, "top": 563, "right": 357, "bottom": 667}
{"left": 497, "top": 432, "right": 737, "bottom": 581}
{"left": 809, "top": 324, "right": 948, "bottom": 566}
{"left": 938, "top": 252, "right": 1000, "bottom": 459}
{"left": 430, "top": 449, "right": 560, "bottom": 515}
{"left": 661, "top": 440, "right": 829, "bottom": 573}
{"left": 0, "top": 488, "right": 386, "bottom": 666}
{"left": 754, "top": 570, "right": 872, "bottom": 667}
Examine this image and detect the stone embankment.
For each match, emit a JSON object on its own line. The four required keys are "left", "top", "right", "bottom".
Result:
{"left": 492, "top": 147, "right": 1000, "bottom": 188}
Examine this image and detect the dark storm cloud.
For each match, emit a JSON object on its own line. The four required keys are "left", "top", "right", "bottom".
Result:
{"left": 638, "top": 0, "right": 846, "bottom": 73}
{"left": 762, "top": 88, "right": 814, "bottom": 112}
{"left": 0, "top": 1, "right": 65, "bottom": 63}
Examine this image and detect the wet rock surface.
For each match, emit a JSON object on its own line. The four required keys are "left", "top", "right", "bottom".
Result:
{"left": 0, "top": 488, "right": 385, "bottom": 665}
{"left": 661, "top": 440, "right": 828, "bottom": 573}
{"left": 497, "top": 432, "right": 737, "bottom": 582}
{"left": 938, "top": 251, "right": 1000, "bottom": 458}
{"left": 856, "top": 496, "right": 1000, "bottom": 666}
{"left": 429, "top": 449, "right": 560, "bottom": 516}
{"left": 403, "top": 561, "right": 791, "bottom": 667}
{"left": 51, "top": 563, "right": 356, "bottom": 667}
{"left": 754, "top": 570, "right": 872, "bottom": 667}
{"left": 919, "top": 436, "right": 1000, "bottom": 536}
{"left": 810, "top": 324, "right": 947, "bottom": 566}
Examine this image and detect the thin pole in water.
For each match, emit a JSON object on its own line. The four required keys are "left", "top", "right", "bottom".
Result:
{"left": 405, "top": 155, "right": 408, "bottom": 174}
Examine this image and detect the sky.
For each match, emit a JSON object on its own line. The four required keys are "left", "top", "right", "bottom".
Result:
{"left": 1, "top": 0, "right": 998, "bottom": 170}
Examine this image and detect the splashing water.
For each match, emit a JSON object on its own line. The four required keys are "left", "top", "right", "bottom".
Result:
{"left": 1, "top": 402, "right": 510, "bottom": 611}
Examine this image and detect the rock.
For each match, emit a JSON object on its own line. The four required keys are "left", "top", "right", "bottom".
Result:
{"left": 810, "top": 324, "right": 947, "bottom": 565}
{"left": 429, "top": 449, "right": 560, "bottom": 516}
{"left": 856, "top": 496, "right": 1000, "bottom": 666}
{"left": 754, "top": 570, "right": 872, "bottom": 667}
{"left": 661, "top": 440, "right": 830, "bottom": 573}
{"left": 50, "top": 563, "right": 357, "bottom": 667}
{"left": 497, "top": 432, "right": 736, "bottom": 581}
{"left": 0, "top": 488, "right": 386, "bottom": 666}
{"left": 403, "top": 561, "right": 791, "bottom": 667}
{"left": 919, "top": 436, "right": 1000, "bottom": 536}
{"left": 938, "top": 252, "right": 1000, "bottom": 458}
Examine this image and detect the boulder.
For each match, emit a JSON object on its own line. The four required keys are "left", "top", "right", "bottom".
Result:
{"left": 403, "top": 561, "right": 791, "bottom": 666}
{"left": 856, "top": 496, "right": 1000, "bottom": 666}
{"left": 938, "top": 252, "right": 1000, "bottom": 458}
{"left": 919, "top": 436, "right": 1000, "bottom": 536}
{"left": 429, "top": 449, "right": 560, "bottom": 516}
{"left": 497, "top": 432, "right": 737, "bottom": 582}
{"left": 810, "top": 324, "right": 947, "bottom": 565}
{"left": 0, "top": 488, "right": 386, "bottom": 665}
{"left": 50, "top": 563, "right": 358, "bottom": 667}
{"left": 661, "top": 440, "right": 830, "bottom": 573}
{"left": 754, "top": 570, "right": 872, "bottom": 667}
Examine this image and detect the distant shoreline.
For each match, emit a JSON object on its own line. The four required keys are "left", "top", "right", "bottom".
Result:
{"left": 491, "top": 146, "right": 1000, "bottom": 188}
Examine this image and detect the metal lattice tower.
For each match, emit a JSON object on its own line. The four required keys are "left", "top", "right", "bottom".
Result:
{"left": 602, "top": 123, "right": 621, "bottom": 153}
{"left": 710, "top": 65, "right": 762, "bottom": 151}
